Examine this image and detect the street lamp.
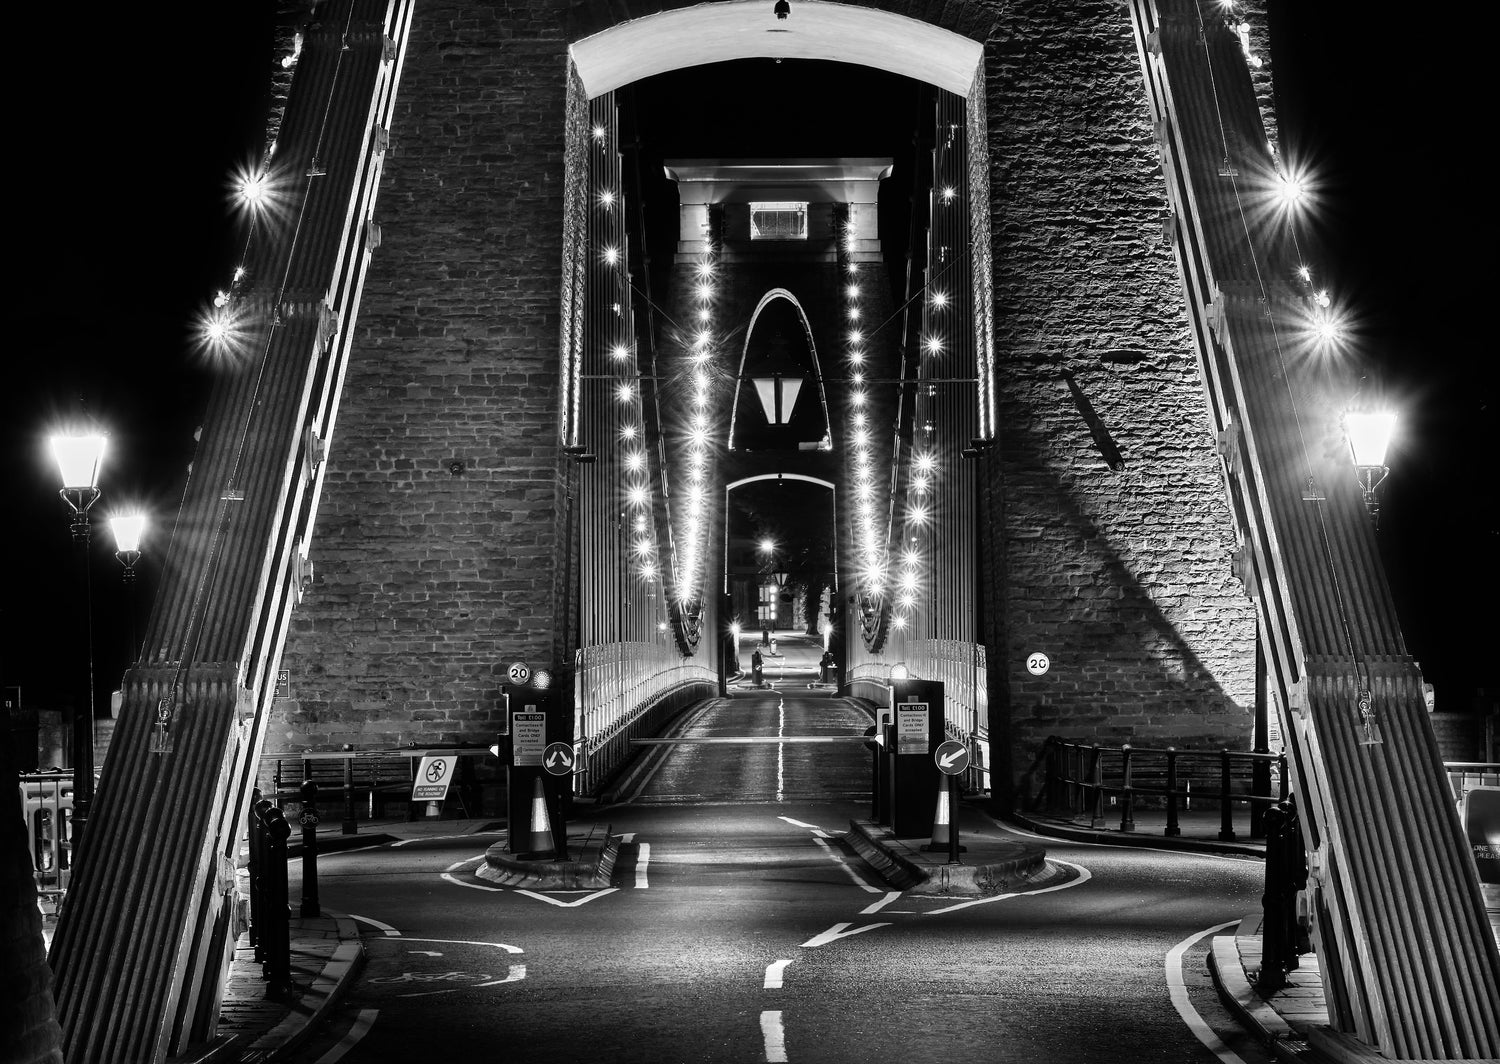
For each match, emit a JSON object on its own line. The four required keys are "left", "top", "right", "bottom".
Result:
{"left": 110, "top": 513, "right": 146, "bottom": 667}
{"left": 1344, "top": 411, "right": 1396, "bottom": 523}
{"left": 51, "top": 432, "right": 107, "bottom": 837}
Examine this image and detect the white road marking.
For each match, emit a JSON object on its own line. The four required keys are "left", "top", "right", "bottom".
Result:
{"left": 444, "top": 854, "right": 484, "bottom": 872}
{"left": 407, "top": 950, "right": 443, "bottom": 957}
{"left": 924, "top": 858, "right": 1093, "bottom": 914}
{"left": 313, "top": 1008, "right": 378, "bottom": 1063}
{"left": 777, "top": 816, "right": 824, "bottom": 832}
{"left": 760, "top": 1010, "right": 787, "bottom": 1062}
{"left": 440, "top": 872, "right": 504, "bottom": 892}
{"left": 1167, "top": 921, "right": 1247, "bottom": 1063}
{"left": 395, "top": 937, "right": 523, "bottom": 953}
{"left": 764, "top": 959, "right": 792, "bottom": 989}
{"left": 619, "top": 832, "right": 636, "bottom": 844}
{"left": 474, "top": 964, "right": 527, "bottom": 987}
{"left": 776, "top": 698, "right": 786, "bottom": 802}
{"left": 813, "top": 837, "right": 881, "bottom": 893}
{"left": 800, "top": 921, "right": 890, "bottom": 948}
{"left": 635, "top": 843, "right": 651, "bottom": 889}
{"left": 349, "top": 914, "right": 401, "bottom": 936}
{"left": 860, "top": 891, "right": 904, "bottom": 915}
{"left": 514, "top": 888, "right": 619, "bottom": 907}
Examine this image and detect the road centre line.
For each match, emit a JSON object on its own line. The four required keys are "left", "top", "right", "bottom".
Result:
{"left": 760, "top": 1010, "right": 787, "bottom": 1063}
{"left": 1167, "top": 921, "right": 1247, "bottom": 1064}
{"left": 764, "top": 959, "right": 792, "bottom": 989}
{"left": 923, "top": 858, "right": 1093, "bottom": 915}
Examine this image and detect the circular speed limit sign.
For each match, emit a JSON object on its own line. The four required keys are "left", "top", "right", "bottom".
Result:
{"left": 1026, "top": 652, "right": 1050, "bottom": 676}
{"left": 507, "top": 661, "right": 531, "bottom": 685}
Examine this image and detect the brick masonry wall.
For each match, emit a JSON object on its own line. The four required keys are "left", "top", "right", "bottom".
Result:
{"left": 270, "top": 0, "right": 1257, "bottom": 774}
{"left": 272, "top": 1, "right": 575, "bottom": 752}
{"left": 979, "top": 0, "right": 1258, "bottom": 794}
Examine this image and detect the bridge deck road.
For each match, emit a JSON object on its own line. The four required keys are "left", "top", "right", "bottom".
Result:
{"left": 282, "top": 687, "right": 1274, "bottom": 1064}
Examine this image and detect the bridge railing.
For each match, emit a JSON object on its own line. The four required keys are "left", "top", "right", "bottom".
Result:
{"left": 575, "top": 641, "right": 716, "bottom": 796}
{"left": 1030, "top": 736, "right": 1288, "bottom": 842}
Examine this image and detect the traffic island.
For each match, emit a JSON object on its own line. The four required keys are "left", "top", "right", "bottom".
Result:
{"left": 477, "top": 827, "right": 620, "bottom": 889}
{"left": 846, "top": 818, "right": 1050, "bottom": 895}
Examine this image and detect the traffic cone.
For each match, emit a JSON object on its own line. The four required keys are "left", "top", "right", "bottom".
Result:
{"left": 922, "top": 776, "right": 951, "bottom": 851}
{"left": 922, "top": 776, "right": 966, "bottom": 853}
{"left": 526, "top": 776, "right": 555, "bottom": 857}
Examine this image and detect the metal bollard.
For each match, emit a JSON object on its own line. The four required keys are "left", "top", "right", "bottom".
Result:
{"left": 1120, "top": 745, "right": 1136, "bottom": 832}
{"left": 300, "top": 780, "right": 321, "bottom": 918}
{"left": 1089, "top": 745, "right": 1106, "bottom": 829}
{"left": 1218, "top": 749, "right": 1237, "bottom": 841}
{"left": 257, "top": 802, "right": 295, "bottom": 1001}
{"left": 249, "top": 793, "right": 272, "bottom": 963}
{"left": 1164, "top": 748, "right": 1181, "bottom": 837}
{"left": 342, "top": 744, "right": 357, "bottom": 835}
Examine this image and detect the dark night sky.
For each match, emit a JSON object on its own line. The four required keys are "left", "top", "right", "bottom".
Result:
{"left": 3, "top": 4, "right": 1491, "bottom": 732}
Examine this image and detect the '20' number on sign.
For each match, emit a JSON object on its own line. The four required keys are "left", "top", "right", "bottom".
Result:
{"left": 1026, "top": 652, "right": 1050, "bottom": 676}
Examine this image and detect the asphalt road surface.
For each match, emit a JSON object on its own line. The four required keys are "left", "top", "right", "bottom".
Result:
{"left": 283, "top": 686, "right": 1274, "bottom": 1063}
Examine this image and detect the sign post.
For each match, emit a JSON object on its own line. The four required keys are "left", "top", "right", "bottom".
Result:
{"left": 934, "top": 740, "right": 970, "bottom": 863}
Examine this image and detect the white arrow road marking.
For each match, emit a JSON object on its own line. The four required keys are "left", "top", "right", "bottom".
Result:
{"left": 860, "top": 891, "right": 904, "bottom": 915}
{"left": 514, "top": 888, "right": 619, "bottom": 907}
{"left": 1168, "top": 921, "right": 1247, "bottom": 1064}
{"left": 924, "top": 858, "right": 1093, "bottom": 914}
{"left": 799, "top": 922, "right": 890, "bottom": 948}
{"left": 313, "top": 1008, "right": 378, "bottom": 1064}
{"left": 763, "top": 960, "right": 792, "bottom": 989}
{"left": 635, "top": 843, "right": 651, "bottom": 889}
{"left": 396, "top": 937, "right": 523, "bottom": 953}
{"left": 349, "top": 914, "right": 401, "bottom": 936}
{"left": 760, "top": 1010, "right": 787, "bottom": 1062}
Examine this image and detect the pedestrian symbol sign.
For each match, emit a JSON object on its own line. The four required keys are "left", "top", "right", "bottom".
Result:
{"left": 543, "top": 742, "right": 575, "bottom": 776}
{"left": 412, "top": 756, "right": 454, "bottom": 800}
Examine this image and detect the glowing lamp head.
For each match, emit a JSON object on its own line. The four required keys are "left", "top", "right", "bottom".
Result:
{"left": 1345, "top": 411, "right": 1396, "bottom": 470}
{"left": 51, "top": 434, "right": 107, "bottom": 490}
{"left": 109, "top": 513, "right": 147, "bottom": 554}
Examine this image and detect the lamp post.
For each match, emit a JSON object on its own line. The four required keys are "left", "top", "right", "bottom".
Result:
{"left": 51, "top": 433, "right": 107, "bottom": 838}
{"left": 1345, "top": 410, "right": 1396, "bottom": 524}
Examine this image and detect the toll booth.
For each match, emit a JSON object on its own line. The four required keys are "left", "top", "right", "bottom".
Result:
{"left": 502, "top": 684, "right": 573, "bottom": 855}
{"left": 877, "top": 678, "right": 945, "bottom": 838}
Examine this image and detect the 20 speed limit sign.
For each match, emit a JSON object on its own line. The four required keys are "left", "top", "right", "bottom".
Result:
{"left": 1026, "top": 652, "right": 1050, "bottom": 676}
{"left": 507, "top": 661, "right": 531, "bottom": 685}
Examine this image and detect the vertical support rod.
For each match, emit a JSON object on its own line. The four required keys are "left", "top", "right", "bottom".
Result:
{"left": 1251, "top": 631, "right": 1270, "bottom": 838}
{"left": 1165, "top": 748, "right": 1181, "bottom": 837}
{"left": 1120, "top": 744, "right": 1136, "bottom": 832}
{"left": 342, "top": 745, "right": 357, "bottom": 835}
{"left": 300, "top": 780, "right": 320, "bottom": 918}
{"left": 1089, "top": 745, "right": 1106, "bottom": 829}
{"left": 248, "top": 790, "right": 265, "bottom": 962}
{"left": 1219, "top": 748, "right": 1237, "bottom": 841}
